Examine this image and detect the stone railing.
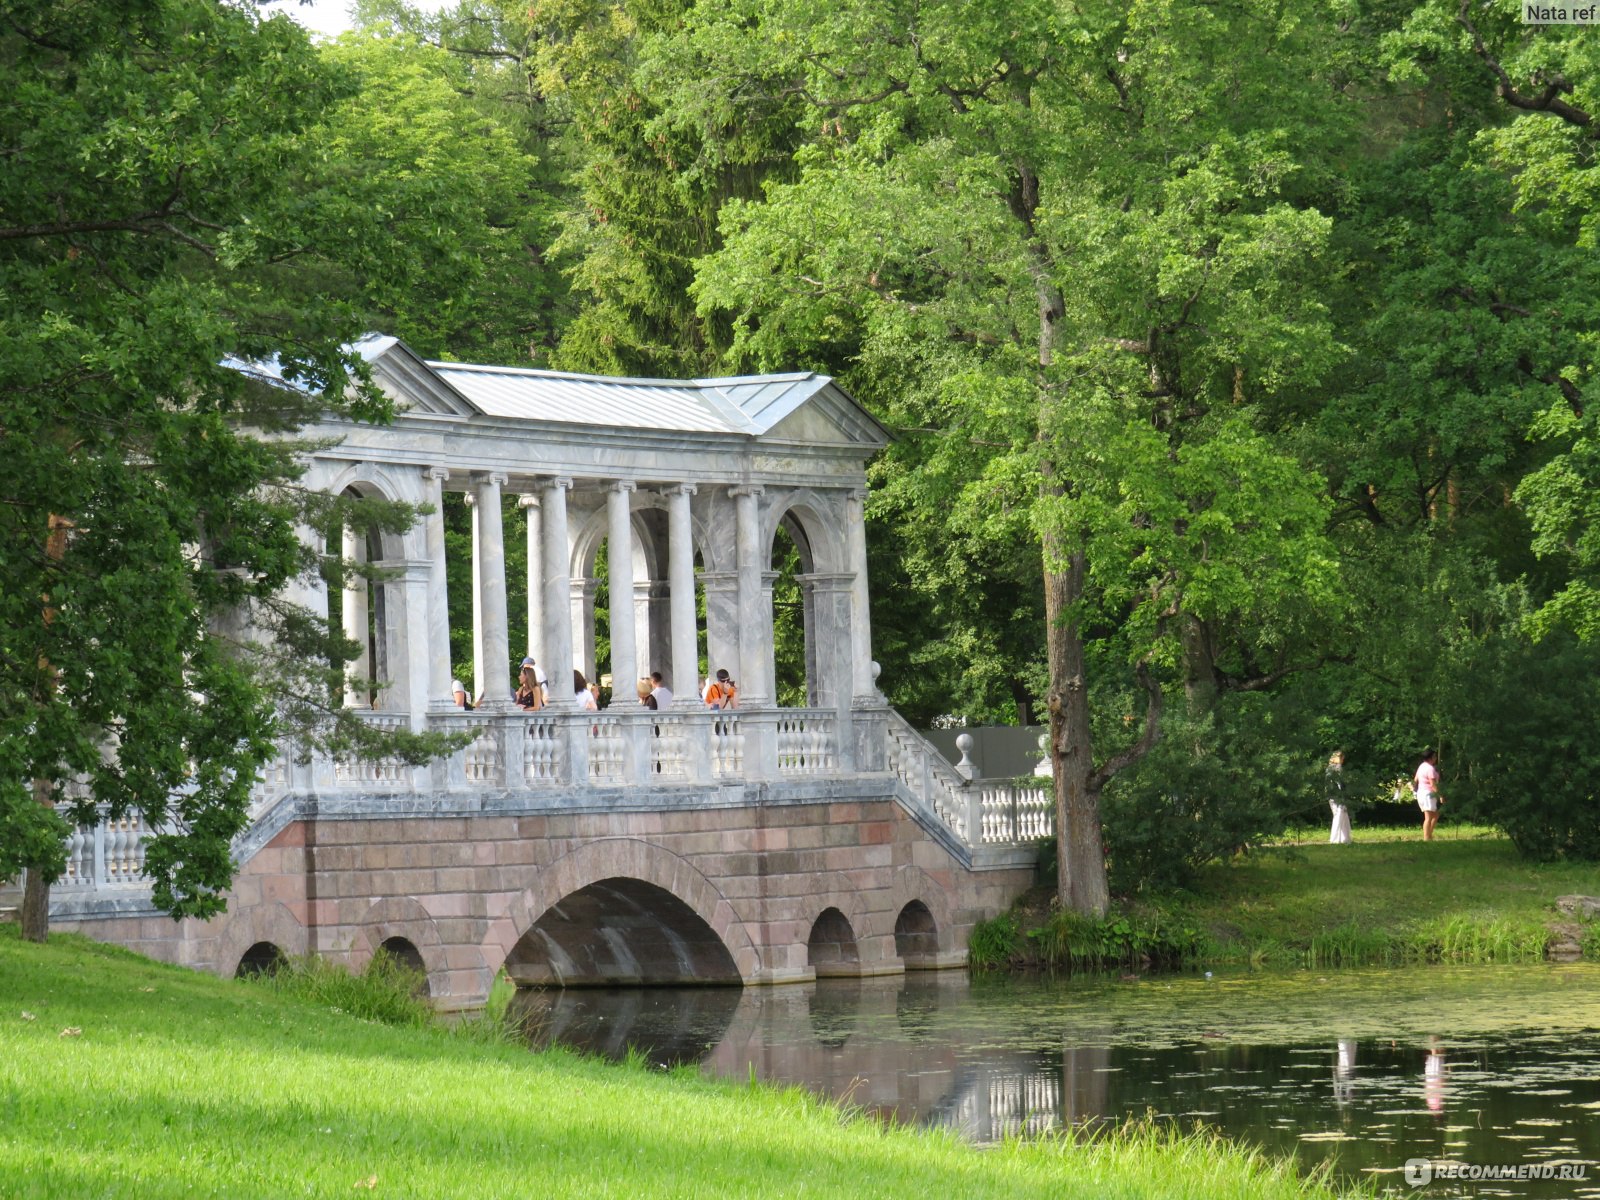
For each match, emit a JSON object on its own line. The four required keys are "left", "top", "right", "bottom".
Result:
{"left": 52, "top": 706, "right": 1045, "bottom": 907}
{"left": 977, "top": 781, "right": 1053, "bottom": 844}
{"left": 885, "top": 712, "right": 1055, "bottom": 850}
{"left": 885, "top": 711, "right": 972, "bottom": 840}
{"left": 775, "top": 710, "right": 837, "bottom": 775}
{"left": 55, "top": 807, "right": 157, "bottom": 892}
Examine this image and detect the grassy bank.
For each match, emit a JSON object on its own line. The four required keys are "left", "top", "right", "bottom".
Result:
{"left": 0, "top": 926, "right": 1349, "bottom": 1200}
{"left": 972, "top": 829, "right": 1600, "bottom": 971}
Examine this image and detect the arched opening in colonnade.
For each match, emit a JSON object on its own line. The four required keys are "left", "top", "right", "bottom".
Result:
{"left": 333, "top": 485, "right": 400, "bottom": 710}
{"left": 502, "top": 878, "right": 741, "bottom": 988}
{"left": 768, "top": 502, "right": 843, "bottom": 709}
{"left": 771, "top": 519, "right": 809, "bottom": 707}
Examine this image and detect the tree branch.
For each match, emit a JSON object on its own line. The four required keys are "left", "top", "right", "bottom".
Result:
{"left": 1089, "top": 659, "right": 1162, "bottom": 791}
{"left": 1457, "top": 0, "right": 1594, "bottom": 130}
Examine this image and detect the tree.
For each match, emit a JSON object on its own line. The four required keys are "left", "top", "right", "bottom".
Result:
{"left": 0, "top": 0, "right": 467, "bottom": 940}
{"left": 681, "top": 0, "right": 1352, "bottom": 911}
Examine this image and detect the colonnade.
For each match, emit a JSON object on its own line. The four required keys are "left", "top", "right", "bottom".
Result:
{"left": 333, "top": 466, "right": 877, "bottom": 726}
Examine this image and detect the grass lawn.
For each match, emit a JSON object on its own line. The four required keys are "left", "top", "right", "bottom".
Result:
{"left": 0, "top": 925, "right": 1351, "bottom": 1200}
{"left": 1176, "top": 826, "right": 1600, "bottom": 966}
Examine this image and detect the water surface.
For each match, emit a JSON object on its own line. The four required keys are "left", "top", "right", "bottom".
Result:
{"left": 512, "top": 964, "right": 1600, "bottom": 1197}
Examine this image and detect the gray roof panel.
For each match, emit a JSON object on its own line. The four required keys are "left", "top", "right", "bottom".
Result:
{"left": 428, "top": 362, "right": 763, "bottom": 434}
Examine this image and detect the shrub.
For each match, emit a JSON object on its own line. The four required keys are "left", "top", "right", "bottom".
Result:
{"left": 1100, "top": 695, "right": 1320, "bottom": 894}
{"left": 967, "top": 912, "right": 1021, "bottom": 968}
{"left": 249, "top": 949, "right": 432, "bottom": 1028}
{"left": 1451, "top": 630, "right": 1600, "bottom": 861}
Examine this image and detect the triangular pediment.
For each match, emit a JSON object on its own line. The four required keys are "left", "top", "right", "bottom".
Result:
{"left": 760, "top": 381, "right": 890, "bottom": 449}
{"left": 362, "top": 336, "right": 480, "bottom": 419}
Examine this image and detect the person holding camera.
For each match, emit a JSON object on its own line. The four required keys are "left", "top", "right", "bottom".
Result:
{"left": 702, "top": 668, "right": 738, "bottom": 710}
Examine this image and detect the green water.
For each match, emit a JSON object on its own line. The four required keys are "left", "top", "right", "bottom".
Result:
{"left": 513, "top": 963, "right": 1600, "bottom": 1197}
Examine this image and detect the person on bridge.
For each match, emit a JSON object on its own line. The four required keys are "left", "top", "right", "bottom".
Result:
{"left": 574, "top": 669, "right": 598, "bottom": 712}
{"left": 649, "top": 671, "right": 673, "bottom": 708}
{"left": 515, "top": 657, "right": 546, "bottom": 710}
{"left": 703, "top": 668, "right": 737, "bottom": 710}
{"left": 451, "top": 679, "right": 473, "bottom": 711}
{"left": 636, "top": 678, "right": 658, "bottom": 710}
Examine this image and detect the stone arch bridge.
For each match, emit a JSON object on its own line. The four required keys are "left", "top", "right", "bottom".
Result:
{"left": 42, "top": 340, "right": 1052, "bottom": 1009}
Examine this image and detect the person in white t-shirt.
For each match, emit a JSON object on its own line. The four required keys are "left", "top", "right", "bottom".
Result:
{"left": 1413, "top": 749, "right": 1445, "bottom": 841}
{"left": 649, "top": 671, "right": 673, "bottom": 709}
{"left": 574, "top": 669, "right": 598, "bottom": 712}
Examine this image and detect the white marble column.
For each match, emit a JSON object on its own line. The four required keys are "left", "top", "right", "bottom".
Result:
{"left": 797, "top": 573, "right": 855, "bottom": 709}
{"left": 424, "top": 468, "right": 453, "bottom": 710}
{"left": 540, "top": 476, "right": 574, "bottom": 708}
{"left": 636, "top": 580, "right": 659, "bottom": 681}
{"left": 731, "top": 485, "right": 772, "bottom": 707}
{"left": 398, "top": 559, "right": 434, "bottom": 729}
{"left": 847, "top": 487, "right": 876, "bottom": 700}
{"left": 519, "top": 493, "right": 544, "bottom": 665}
{"left": 667, "top": 484, "right": 698, "bottom": 705}
{"left": 474, "top": 472, "right": 512, "bottom": 708}
{"left": 606, "top": 481, "right": 638, "bottom": 697}
{"left": 341, "top": 521, "right": 370, "bottom": 708}
{"left": 467, "top": 492, "right": 483, "bottom": 701}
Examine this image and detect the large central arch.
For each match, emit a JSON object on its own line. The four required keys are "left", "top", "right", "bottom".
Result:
{"left": 485, "top": 838, "right": 759, "bottom": 988}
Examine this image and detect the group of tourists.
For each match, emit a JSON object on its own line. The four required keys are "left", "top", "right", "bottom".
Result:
{"left": 1325, "top": 748, "right": 1447, "bottom": 844}
{"left": 449, "top": 660, "right": 742, "bottom": 714}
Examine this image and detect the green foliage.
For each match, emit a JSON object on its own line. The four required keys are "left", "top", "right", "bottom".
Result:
{"left": 0, "top": 0, "right": 472, "bottom": 921}
{"left": 1027, "top": 908, "right": 1209, "bottom": 974}
{"left": 966, "top": 912, "right": 1021, "bottom": 969}
{"left": 250, "top": 949, "right": 433, "bottom": 1028}
{"left": 1100, "top": 696, "right": 1323, "bottom": 895}
{"left": 1451, "top": 630, "right": 1600, "bottom": 860}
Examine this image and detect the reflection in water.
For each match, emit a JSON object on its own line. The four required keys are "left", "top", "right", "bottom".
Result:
{"left": 1333, "top": 1039, "right": 1356, "bottom": 1108}
{"left": 1424, "top": 1039, "right": 1445, "bottom": 1115}
{"left": 515, "top": 969, "right": 1600, "bottom": 1199}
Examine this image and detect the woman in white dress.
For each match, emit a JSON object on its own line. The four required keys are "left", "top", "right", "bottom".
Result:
{"left": 1327, "top": 750, "right": 1352, "bottom": 844}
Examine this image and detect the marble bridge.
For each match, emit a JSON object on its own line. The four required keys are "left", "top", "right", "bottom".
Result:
{"left": 44, "top": 339, "right": 1052, "bottom": 1008}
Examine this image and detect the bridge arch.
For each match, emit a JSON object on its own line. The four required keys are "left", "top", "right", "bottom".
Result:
{"left": 215, "top": 900, "right": 307, "bottom": 980}
{"left": 350, "top": 895, "right": 449, "bottom": 996}
{"left": 890, "top": 865, "right": 958, "bottom": 964}
{"left": 485, "top": 838, "right": 760, "bottom": 987}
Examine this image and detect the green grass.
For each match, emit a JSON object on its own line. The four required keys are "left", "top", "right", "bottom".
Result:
{"left": 1171, "top": 827, "right": 1600, "bottom": 967}
{"left": 0, "top": 925, "right": 1354, "bottom": 1199}
{"left": 975, "top": 829, "right": 1600, "bottom": 972}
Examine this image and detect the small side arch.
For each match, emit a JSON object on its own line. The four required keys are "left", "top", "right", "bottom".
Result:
{"left": 890, "top": 865, "right": 957, "bottom": 967}
{"left": 350, "top": 895, "right": 451, "bottom": 996}
{"left": 214, "top": 901, "right": 308, "bottom": 980}
{"left": 807, "top": 906, "right": 860, "bottom": 977}
{"left": 234, "top": 941, "right": 288, "bottom": 978}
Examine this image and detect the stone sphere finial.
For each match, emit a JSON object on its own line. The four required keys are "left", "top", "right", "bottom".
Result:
{"left": 954, "top": 732, "right": 976, "bottom": 781}
{"left": 870, "top": 660, "right": 881, "bottom": 683}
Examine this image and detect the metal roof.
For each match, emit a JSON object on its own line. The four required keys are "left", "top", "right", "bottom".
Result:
{"left": 427, "top": 362, "right": 837, "bottom": 437}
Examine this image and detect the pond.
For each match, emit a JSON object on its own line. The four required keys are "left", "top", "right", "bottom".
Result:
{"left": 510, "top": 963, "right": 1600, "bottom": 1197}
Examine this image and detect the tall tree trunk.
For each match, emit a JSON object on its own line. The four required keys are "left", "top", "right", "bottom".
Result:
{"left": 1047, "top": 541, "right": 1110, "bottom": 916}
{"left": 19, "top": 780, "right": 54, "bottom": 944}
{"left": 21, "top": 513, "right": 72, "bottom": 943}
